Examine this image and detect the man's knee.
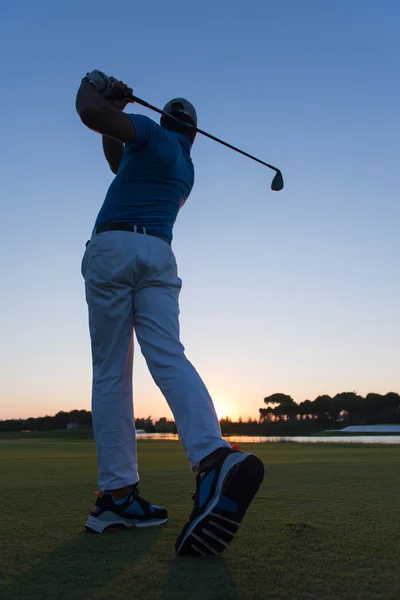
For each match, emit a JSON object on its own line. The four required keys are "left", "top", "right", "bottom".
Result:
{"left": 143, "top": 341, "right": 189, "bottom": 372}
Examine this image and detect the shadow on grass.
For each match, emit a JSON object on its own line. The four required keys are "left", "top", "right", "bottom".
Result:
{"left": 1, "top": 526, "right": 162, "bottom": 599}
{"left": 160, "top": 555, "right": 239, "bottom": 600}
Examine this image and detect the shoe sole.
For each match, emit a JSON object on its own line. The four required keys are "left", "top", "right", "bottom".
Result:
{"left": 85, "top": 513, "right": 168, "bottom": 533}
{"left": 176, "top": 452, "right": 264, "bottom": 556}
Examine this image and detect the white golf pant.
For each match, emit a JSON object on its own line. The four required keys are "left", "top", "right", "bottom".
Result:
{"left": 82, "top": 229, "right": 229, "bottom": 490}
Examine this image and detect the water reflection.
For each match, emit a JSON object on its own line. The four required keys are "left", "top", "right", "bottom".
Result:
{"left": 136, "top": 433, "right": 400, "bottom": 444}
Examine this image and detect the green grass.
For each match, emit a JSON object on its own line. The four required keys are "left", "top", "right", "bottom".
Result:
{"left": 1, "top": 439, "right": 399, "bottom": 600}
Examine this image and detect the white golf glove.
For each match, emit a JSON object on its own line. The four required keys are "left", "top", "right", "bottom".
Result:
{"left": 81, "top": 70, "right": 113, "bottom": 94}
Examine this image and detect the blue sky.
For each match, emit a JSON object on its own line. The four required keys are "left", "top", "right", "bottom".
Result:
{"left": 1, "top": 0, "right": 399, "bottom": 420}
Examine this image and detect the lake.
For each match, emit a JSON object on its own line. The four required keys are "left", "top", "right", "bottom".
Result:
{"left": 136, "top": 433, "right": 400, "bottom": 444}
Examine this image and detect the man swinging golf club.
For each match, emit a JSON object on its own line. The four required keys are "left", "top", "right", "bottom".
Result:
{"left": 76, "top": 69, "right": 264, "bottom": 556}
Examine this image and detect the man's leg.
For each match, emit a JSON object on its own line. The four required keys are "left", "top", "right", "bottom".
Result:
{"left": 133, "top": 263, "right": 230, "bottom": 468}
{"left": 84, "top": 245, "right": 137, "bottom": 490}
{"left": 133, "top": 242, "right": 264, "bottom": 555}
{"left": 82, "top": 233, "right": 168, "bottom": 533}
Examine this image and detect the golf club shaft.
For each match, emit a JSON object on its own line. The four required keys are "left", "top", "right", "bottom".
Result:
{"left": 129, "top": 94, "right": 281, "bottom": 177}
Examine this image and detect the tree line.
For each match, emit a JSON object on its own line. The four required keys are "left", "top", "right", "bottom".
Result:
{"left": 259, "top": 392, "right": 400, "bottom": 425}
{"left": 1, "top": 392, "right": 399, "bottom": 435}
{"left": 217, "top": 392, "right": 400, "bottom": 436}
{"left": 0, "top": 411, "right": 176, "bottom": 434}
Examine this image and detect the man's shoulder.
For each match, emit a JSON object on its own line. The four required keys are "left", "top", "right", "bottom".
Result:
{"left": 130, "top": 114, "right": 176, "bottom": 139}
{"left": 124, "top": 114, "right": 163, "bottom": 149}
{"left": 127, "top": 113, "right": 156, "bottom": 130}
{"left": 126, "top": 114, "right": 189, "bottom": 157}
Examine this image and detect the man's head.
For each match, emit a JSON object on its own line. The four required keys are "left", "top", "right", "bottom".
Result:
{"left": 160, "top": 98, "right": 197, "bottom": 144}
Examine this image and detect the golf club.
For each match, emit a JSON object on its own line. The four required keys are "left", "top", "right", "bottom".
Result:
{"left": 128, "top": 94, "right": 284, "bottom": 192}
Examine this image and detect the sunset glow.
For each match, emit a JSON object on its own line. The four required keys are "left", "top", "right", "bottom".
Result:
{"left": 213, "top": 398, "right": 233, "bottom": 421}
{"left": 1, "top": 3, "right": 399, "bottom": 423}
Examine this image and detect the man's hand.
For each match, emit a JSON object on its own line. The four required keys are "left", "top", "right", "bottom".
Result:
{"left": 81, "top": 70, "right": 134, "bottom": 110}
{"left": 81, "top": 69, "right": 113, "bottom": 93}
{"left": 105, "top": 78, "right": 134, "bottom": 110}
{"left": 76, "top": 71, "right": 137, "bottom": 144}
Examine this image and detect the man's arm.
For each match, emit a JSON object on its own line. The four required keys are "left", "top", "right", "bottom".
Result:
{"left": 102, "top": 136, "right": 124, "bottom": 174}
{"left": 76, "top": 80, "right": 136, "bottom": 144}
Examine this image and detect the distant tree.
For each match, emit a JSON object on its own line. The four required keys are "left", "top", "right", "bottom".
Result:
{"left": 154, "top": 417, "right": 177, "bottom": 433}
{"left": 135, "top": 416, "right": 155, "bottom": 433}
{"left": 68, "top": 409, "right": 92, "bottom": 427}
{"left": 313, "top": 395, "right": 336, "bottom": 422}
{"left": 264, "top": 393, "right": 293, "bottom": 407}
{"left": 219, "top": 417, "right": 235, "bottom": 435}
{"left": 259, "top": 407, "right": 274, "bottom": 423}
{"left": 0, "top": 419, "right": 19, "bottom": 432}
{"left": 297, "top": 400, "right": 314, "bottom": 421}
{"left": 333, "top": 392, "right": 364, "bottom": 424}
{"left": 53, "top": 411, "right": 69, "bottom": 429}
{"left": 372, "top": 392, "right": 400, "bottom": 424}
{"left": 282, "top": 399, "right": 298, "bottom": 421}
{"left": 364, "top": 393, "right": 384, "bottom": 423}
{"left": 263, "top": 394, "right": 296, "bottom": 422}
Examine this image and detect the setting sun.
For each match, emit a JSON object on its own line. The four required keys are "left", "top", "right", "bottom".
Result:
{"left": 213, "top": 398, "right": 232, "bottom": 420}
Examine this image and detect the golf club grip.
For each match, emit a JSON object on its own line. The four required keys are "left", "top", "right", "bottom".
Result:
{"left": 128, "top": 95, "right": 281, "bottom": 177}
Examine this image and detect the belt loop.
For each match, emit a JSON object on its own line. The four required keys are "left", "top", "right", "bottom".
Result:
{"left": 143, "top": 226, "right": 147, "bottom": 235}
{"left": 133, "top": 224, "right": 137, "bottom": 233}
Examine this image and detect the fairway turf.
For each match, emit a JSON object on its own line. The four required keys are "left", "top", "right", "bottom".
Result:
{"left": 1, "top": 438, "right": 399, "bottom": 600}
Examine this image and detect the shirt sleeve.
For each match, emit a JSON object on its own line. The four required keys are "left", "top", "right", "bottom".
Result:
{"left": 127, "top": 114, "right": 154, "bottom": 149}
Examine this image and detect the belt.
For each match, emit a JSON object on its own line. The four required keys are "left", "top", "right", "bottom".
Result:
{"left": 95, "top": 222, "right": 171, "bottom": 245}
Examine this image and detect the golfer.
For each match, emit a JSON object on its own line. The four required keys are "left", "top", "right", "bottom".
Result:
{"left": 76, "top": 70, "right": 264, "bottom": 555}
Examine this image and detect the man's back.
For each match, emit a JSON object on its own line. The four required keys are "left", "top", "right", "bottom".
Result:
{"left": 95, "top": 115, "right": 194, "bottom": 242}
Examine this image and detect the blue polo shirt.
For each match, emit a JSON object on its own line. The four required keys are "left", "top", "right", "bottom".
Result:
{"left": 95, "top": 114, "right": 195, "bottom": 242}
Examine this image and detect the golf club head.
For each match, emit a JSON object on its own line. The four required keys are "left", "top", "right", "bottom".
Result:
{"left": 271, "top": 170, "right": 284, "bottom": 191}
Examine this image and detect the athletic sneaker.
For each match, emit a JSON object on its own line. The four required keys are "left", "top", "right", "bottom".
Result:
{"left": 175, "top": 445, "right": 264, "bottom": 556}
{"left": 85, "top": 484, "right": 168, "bottom": 533}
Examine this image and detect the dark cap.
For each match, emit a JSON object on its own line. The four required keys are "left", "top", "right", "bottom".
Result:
{"left": 162, "top": 98, "right": 197, "bottom": 127}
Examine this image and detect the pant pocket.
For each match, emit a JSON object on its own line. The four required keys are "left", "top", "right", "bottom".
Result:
{"left": 81, "top": 247, "right": 89, "bottom": 278}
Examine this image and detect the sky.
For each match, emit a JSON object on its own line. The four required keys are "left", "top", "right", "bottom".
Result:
{"left": 1, "top": 0, "right": 399, "bottom": 421}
